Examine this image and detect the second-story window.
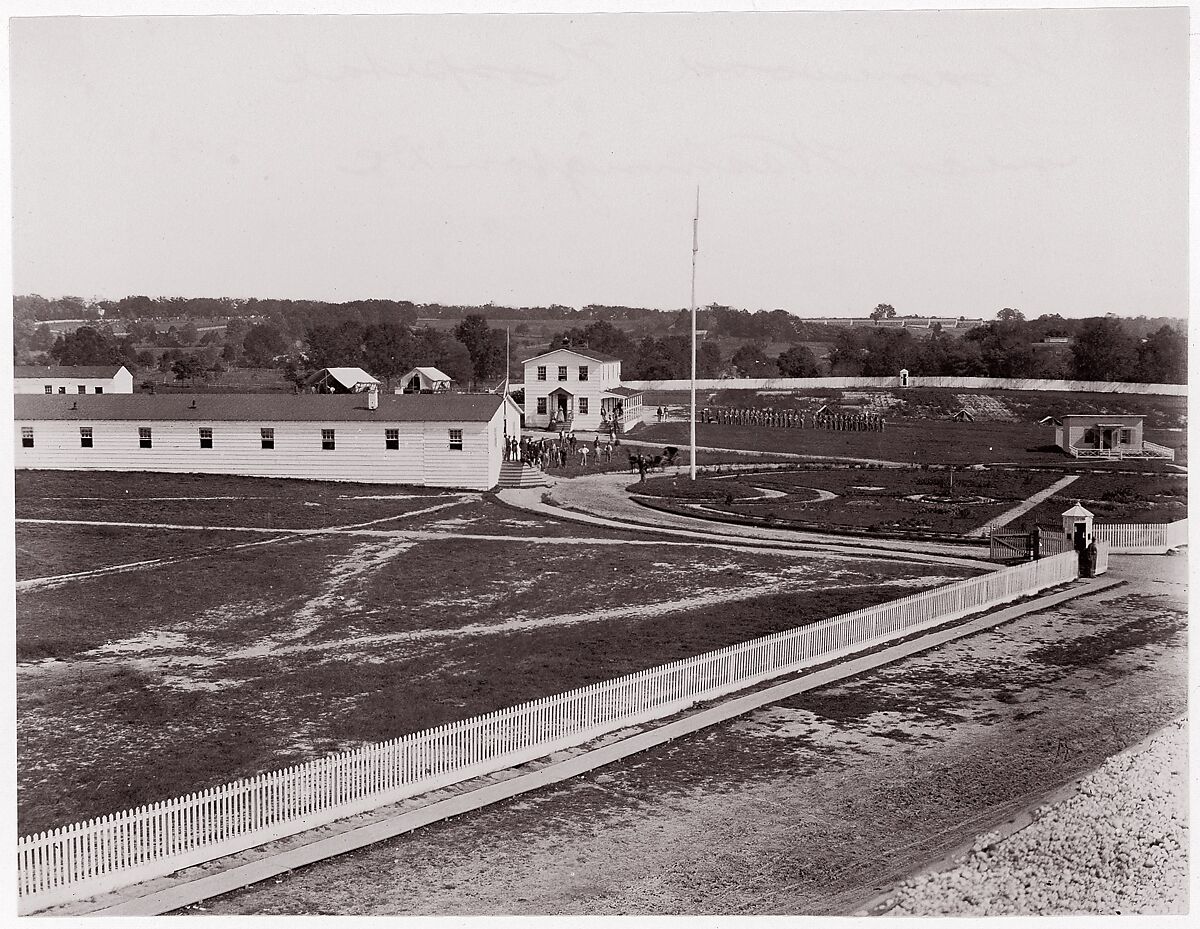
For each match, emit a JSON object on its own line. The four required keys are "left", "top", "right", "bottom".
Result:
{"left": 79, "top": 426, "right": 93, "bottom": 448}
{"left": 536, "top": 366, "right": 547, "bottom": 381}
{"left": 578, "top": 366, "right": 589, "bottom": 381}
{"left": 558, "top": 365, "right": 568, "bottom": 381}
{"left": 199, "top": 427, "right": 213, "bottom": 449}
{"left": 21, "top": 427, "right": 34, "bottom": 448}
{"left": 139, "top": 427, "right": 152, "bottom": 449}
{"left": 261, "top": 427, "right": 274, "bottom": 449}
{"left": 321, "top": 429, "right": 336, "bottom": 451}
{"left": 385, "top": 429, "right": 399, "bottom": 450}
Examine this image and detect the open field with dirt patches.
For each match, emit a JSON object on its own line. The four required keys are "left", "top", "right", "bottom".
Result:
{"left": 15, "top": 471, "right": 972, "bottom": 834}
{"left": 191, "top": 554, "right": 1187, "bottom": 917}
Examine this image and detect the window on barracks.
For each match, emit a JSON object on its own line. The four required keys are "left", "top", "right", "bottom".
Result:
{"left": 95, "top": 387, "right": 104, "bottom": 394}
{"left": 21, "top": 427, "right": 33, "bottom": 448}
{"left": 449, "top": 428, "right": 463, "bottom": 450}
{"left": 199, "top": 427, "right": 213, "bottom": 449}
{"left": 80, "top": 427, "right": 93, "bottom": 448}
{"left": 536, "top": 366, "right": 546, "bottom": 381}
{"left": 261, "top": 427, "right": 274, "bottom": 450}
{"left": 77, "top": 385, "right": 86, "bottom": 394}
{"left": 321, "top": 429, "right": 335, "bottom": 451}
{"left": 578, "top": 366, "right": 589, "bottom": 381}
{"left": 139, "top": 427, "right": 152, "bottom": 449}
{"left": 1121, "top": 428, "right": 1133, "bottom": 444}
{"left": 385, "top": 428, "right": 399, "bottom": 450}
{"left": 58, "top": 387, "right": 66, "bottom": 394}
{"left": 558, "top": 366, "right": 568, "bottom": 381}
{"left": 43, "top": 385, "right": 52, "bottom": 394}
{"left": 579, "top": 398, "right": 589, "bottom": 415}
{"left": 536, "top": 397, "right": 547, "bottom": 414}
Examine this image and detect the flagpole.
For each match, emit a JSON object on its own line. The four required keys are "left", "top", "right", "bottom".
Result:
{"left": 690, "top": 186, "right": 699, "bottom": 481}
{"left": 505, "top": 327, "right": 510, "bottom": 395}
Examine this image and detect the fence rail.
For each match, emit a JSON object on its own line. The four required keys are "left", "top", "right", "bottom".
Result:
{"left": 17, "top": 552, "right": 1081, "bottom": 913}
{"left": 1093, "top": 518, "right": 1188, "bottom": 554}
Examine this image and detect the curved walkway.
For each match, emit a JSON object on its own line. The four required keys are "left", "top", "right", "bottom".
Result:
{"left": 498, "top": 470, "right": 991, "bottom": 569}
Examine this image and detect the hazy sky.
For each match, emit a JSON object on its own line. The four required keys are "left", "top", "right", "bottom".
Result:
{"left": 9, "top": 7, "right": 1189, "bottom": 318}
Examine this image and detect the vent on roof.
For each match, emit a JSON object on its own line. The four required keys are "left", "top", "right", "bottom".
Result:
{"left": 71, "top": 401, "right": 77, "bottom": 411}
{"left": 190, "top": 399, "right": 197, "bottom": 409}
{"left": 368, "top": 387, "right": 379, "bottom": 411}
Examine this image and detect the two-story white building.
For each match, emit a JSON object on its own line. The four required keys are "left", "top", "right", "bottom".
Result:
{"left": 522, "top": 347, "right": 644, "bottom": 433}
{"left": 14, "top": 364, "right": 134, "bottom": 395}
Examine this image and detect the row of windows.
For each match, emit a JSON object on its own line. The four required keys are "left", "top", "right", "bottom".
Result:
{"left": 21, "top": 427, "right": 465, "bottom": 451}
{"left": 535, "top": 397, "right": 589, "bottom": 415}
{"left": 535, "top": 365, "right": 588, "bottom": 382}
{"left": 44, "top": 385, "right": 104, "bottom": 394}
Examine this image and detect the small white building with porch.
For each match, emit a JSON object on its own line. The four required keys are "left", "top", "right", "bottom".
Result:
{"left": 522, "top": 347, "right": 644, "bottom": 433}
{"left": 1050, "top": 414, "right": 1173, "bottom": 461}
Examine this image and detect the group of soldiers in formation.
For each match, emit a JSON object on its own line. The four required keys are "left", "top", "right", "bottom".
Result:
{"left": 505, "top": 432, "right": 617, "bottom": 470}
{"left": 698, "top": 407, "right": 886, "bottom": 432}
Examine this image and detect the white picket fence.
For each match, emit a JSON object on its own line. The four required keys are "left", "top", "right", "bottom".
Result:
{"left": 1093, "top": 518, "right": 1188, "bottom": 554}
{"left": 17, "top": 552, "right": 1081, "bottom": 913}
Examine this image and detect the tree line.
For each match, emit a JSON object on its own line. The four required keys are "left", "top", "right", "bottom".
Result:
{"left": 15, "top": 297, "right": 1187, "bottom": 386}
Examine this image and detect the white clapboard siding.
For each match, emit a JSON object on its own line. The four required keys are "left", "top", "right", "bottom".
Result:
{"left": 17, "top": 551, "right": 1081, "bottom": 913}
{"left": 15, "top": 408, "right": 505, "bottom": 490}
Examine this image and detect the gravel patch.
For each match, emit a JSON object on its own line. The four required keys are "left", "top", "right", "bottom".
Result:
{"left": 882, "top": 717, "right": 1188, "bottom": 916}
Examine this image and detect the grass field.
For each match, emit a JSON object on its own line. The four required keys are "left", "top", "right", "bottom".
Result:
{"left": 632, "top": 467, "right": 1064, "bottom": 535}
{"left": 638, "top": 387, "right": 1186, "bottom": 431}
{"left": 630, "top": 418, "right": 1187, "bottom": 469}
{"left": 1010, "top": 472, "right": 1188, "bottom": 530}
{"left": 15, "top": 471, "right": 974, "bottom": 834}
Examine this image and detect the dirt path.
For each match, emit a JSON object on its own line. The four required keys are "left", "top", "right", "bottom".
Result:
{"left": 192, "top": 553, "right": 1186, "bottom": 917}
{"left": 966, "top": 473, "right": 1080, "bottom": 537}
{"left": 499, "top": 473, "right": 989, "bottom": 567}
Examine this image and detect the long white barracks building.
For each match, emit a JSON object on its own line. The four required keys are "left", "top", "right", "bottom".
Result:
{"left": 14, "top": 392, "right": 521, "bottom": 490}
{"left": 522, "top": 347, "right": 643, "bottom": 432}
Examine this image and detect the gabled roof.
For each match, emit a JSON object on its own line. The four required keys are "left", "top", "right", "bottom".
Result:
{"left": 409, "top": 366, "right": 452, "bottom": 382}
{"left": 303, "top": 367, "right": 380, "bottom": 389}
{"left": 15, "top": 393, "right": 503, "bottom": 423}
{"left": 14, "top": 364, "right": 127, "bottom": 379}
{"left": 523, "top": 347, "right": 624, "bottom": 365}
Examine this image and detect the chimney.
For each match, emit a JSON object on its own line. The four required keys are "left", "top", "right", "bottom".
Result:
{"left": 367, "top": 386, "right": 379, "bottom": 411}
{"left": 71, "top": 401, "right": 77, "bottom": 411}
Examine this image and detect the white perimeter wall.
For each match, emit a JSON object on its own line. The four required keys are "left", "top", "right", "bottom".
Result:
{"left": 623, "top": 376, "right": 1187, "bottom": 396}
{"left": 17, "top": 410, "right": 505, "bottom": 491}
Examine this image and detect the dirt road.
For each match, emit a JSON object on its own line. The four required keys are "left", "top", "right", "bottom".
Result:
{"left": 190, "top": 552, "right": 1187, "bottom": 916}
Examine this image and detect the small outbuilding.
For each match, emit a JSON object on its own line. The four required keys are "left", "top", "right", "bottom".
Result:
{"left": 1048, "top": 413, "right": 1172, "bottom": 460}
{"left": 398, "top": 366, "right": 453, "bottom": 393}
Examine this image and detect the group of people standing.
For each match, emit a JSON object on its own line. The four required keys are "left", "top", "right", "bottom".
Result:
{"left": 506, "top": 431, "right": 618, "bottom": 470}
{"left": 703, "top": 407, "right": 885, "bottom": 432}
